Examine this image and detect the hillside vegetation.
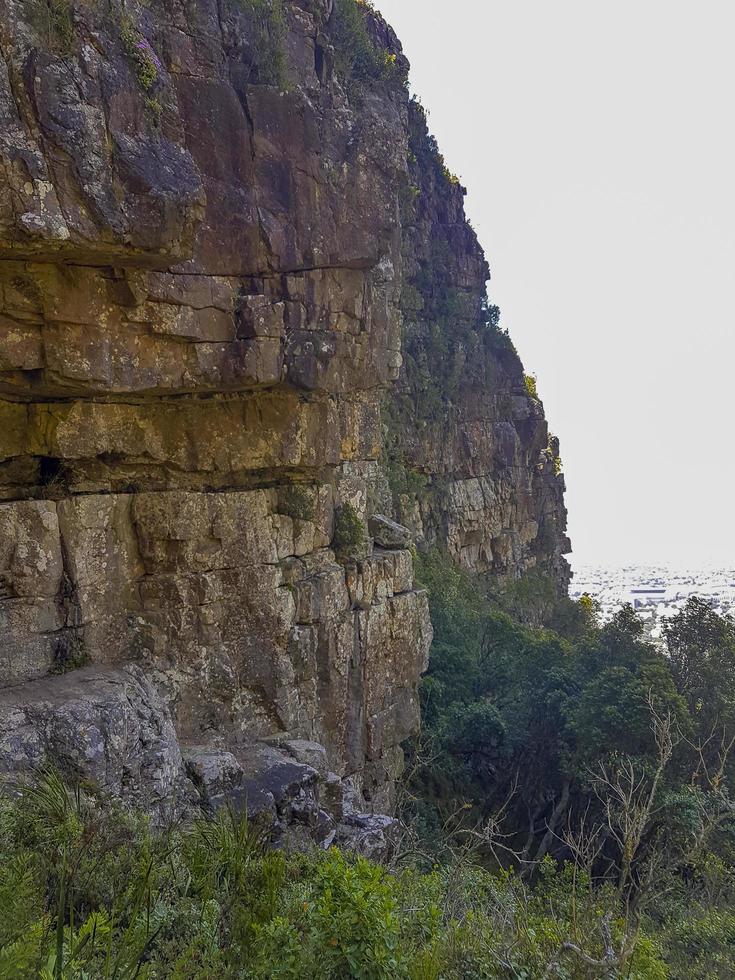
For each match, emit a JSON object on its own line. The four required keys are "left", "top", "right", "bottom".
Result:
{"left": 2, "top": 577, "right": 735, "bottom": 978}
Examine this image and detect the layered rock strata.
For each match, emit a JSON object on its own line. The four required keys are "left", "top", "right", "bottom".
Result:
{"left": 0, "top": 0, "right": 568, "bottom": 825}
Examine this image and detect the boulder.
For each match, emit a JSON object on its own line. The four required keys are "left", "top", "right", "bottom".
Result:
{"left": 182, "top": 745, "right": 245, "bottom": 811}
{"left": 368, "top": 515, "right": 413, "bottom": 550}
{"left": 0, "top": 666, "right": 195, "bottom": 819}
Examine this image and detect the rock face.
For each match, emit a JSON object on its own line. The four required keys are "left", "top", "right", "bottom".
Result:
{"left": 380, "top": 103, "right": 571, "bottom": 590}
{"left": 0, "top": 0, "right": 568, "bottom": 824}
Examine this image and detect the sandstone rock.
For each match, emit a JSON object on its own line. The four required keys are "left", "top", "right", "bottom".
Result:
{"left": 369, "top": 514, "right": 412, "bottom": 550}
{"left": 182, "top": 738, "right": 403, "bottom": 856}
{"left": 234, "top": 743, "right": 336, "bottom": 849}
{"left": 0, "top": 0, "right": 568, "bottom": 830}
{"left": 182, "top": 745, "right": 245, "bottom": 811}
{"left": 0, "top": 501, "right": 65, "bottom": 684}
{"left": 385, "top": 101, "right": 571, "bottom": 592}
{"left": 280, "top": 739, "right": 330, "bottom": 777}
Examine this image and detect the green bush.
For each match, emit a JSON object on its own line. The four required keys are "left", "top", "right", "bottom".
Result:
{"left": 481, "top": 299, "right": 518, "bottom": 356}
{"left": 332, "top": 0, "right": 405, "bottom": 92}
{"left": 120, "top": 18, "right": 161, "bottom": 92}
{"left": 30, "top": 0, "right": 74, "bottom": 53}
{"left": 661, "top": 905, "right": 735, "bottom": 978}
{"left": 279, "top": 485, "right": 315, "bottom": 522}
{"left": 406, "top": 543, "right": 735, "bottom": 978}
{"left": 409, "top": 548, "right": 722, "bottom": 869}
{"left": 250, "top": 851, "right": 407, "bottom": 978}
{"left": 235, "top": 0, "right": 288, "bottom": 87}
{"left": 393, "top": 103, "right": 522, "bottom": 427}
{"left": 332, "top": 502, "right": 367, "bottom": 555}
{"left": 0, "top": 774, "right": 671, "bottom": 979}
{"left": 524, "top": 372, "right": 539, "bottom": 399}
{"left": 384, "top": 455, "right": 427, "bottom": 506}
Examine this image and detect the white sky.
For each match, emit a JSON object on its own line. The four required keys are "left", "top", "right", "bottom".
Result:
{"left": 376, "top": 0, "right": 735, "bottom": 570}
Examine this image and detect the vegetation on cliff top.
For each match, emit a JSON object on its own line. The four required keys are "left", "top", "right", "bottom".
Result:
{"left": 332, "top": 0, "right": 407, "bottom": 91}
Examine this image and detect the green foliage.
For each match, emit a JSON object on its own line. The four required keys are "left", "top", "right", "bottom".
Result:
{"left": 549, "top": 437, "right": 563, "bottom": 475}
{"left": 0, "top": 777, "right": 283, "bottom": 978}
{"left": 120, "top": 18, "right": 161, "bottom": 92}
{"left": 250, "top": 850, "right": 407, "bottom": 978}
{"left": 401, "top": 561, "right": 735, "bottom": 976}
{"left": 413, "top": 557, "right": 526, "bottom": 712}
{"left": 380, "top": 397, "right": 431, "bottom": 525}
{"left": 30, "top": 0, "right": 74, "bottom": 53}
{"left": 0, "top": 776, "right": 672, "bottom": 979}
{"left": 480, "top": 297, "right": 517, "bottom": 356}
{"left": 390, "top": 101, "right": 523, "bottom": 436}
{"left": 398, "top": 278, "right": 476, "bottom": 420}
{"left": 234, "top": 0, "right": 288, "bottom": 87}
{"left": 332, "top": 0, "right": 406, "bottom": 92}
{"left": 492, "top": 567, "right": 559, "bottom": 623}
{"left": 384, "top": 455, "right": 427, "bottom": 507}
{"left": 409, "top": 549, "right": 735, "bottom": 890}
{"left": 278, "top": 485, "right": 315, "bottom": 522}
{"left": 487, "top": 567, "right": 596, "bottom": 640}
{"left": 661, "top": 903, "right": 735, "bottom": 977}
{"left": 664, "top": 596, "right": 735, "bottom": 736}
{"left": 333, "top": 503, "right": 368, "bottom": 555}
{"left": 524, "top": 372, "right": 539, "bottom": 399}
{"left": 408, "top": 99, "right": 461, "bottom": 194}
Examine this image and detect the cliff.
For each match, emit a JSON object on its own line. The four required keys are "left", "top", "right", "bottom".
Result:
{"left": 0, "top": 0, "right": 569, "bottom": 834}
{"left": 382, "top": 102, "right": 571, "bottom": 591}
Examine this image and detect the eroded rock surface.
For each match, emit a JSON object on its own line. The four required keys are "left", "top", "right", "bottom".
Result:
{"left": 0, "top": 0, "right": 568, "bottom": 828}
{"left": 0, "top": 665, "right": 195, "bottom": 817}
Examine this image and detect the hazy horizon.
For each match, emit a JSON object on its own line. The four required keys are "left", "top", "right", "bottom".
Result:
{"left": 376, "top": 0, "right": 735, "bottom": 571}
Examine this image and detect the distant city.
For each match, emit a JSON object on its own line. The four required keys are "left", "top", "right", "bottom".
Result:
{"left": 570, "top": 564, "right": 735, "bottom": 640}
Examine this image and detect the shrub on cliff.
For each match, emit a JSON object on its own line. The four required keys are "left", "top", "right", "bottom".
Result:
{"left": 524, "top": 373, "right": 539, "bottom": 400}
{"left": 234, "top": 0, "right": 288, "bottom": 87}
{"left": 278, "top": 485, "right": 315, "bottom": 522}
{"left": 120, "top": 19, "right": 162, "bottom": 92}
{"left": 332, "top": 502, "right": 367, "bottom": 556}
{"left": 332, "top": 0, "right": 405, "bottom": 90}
{"left": 30, "top": 0, "right": 74, "bottom": 53}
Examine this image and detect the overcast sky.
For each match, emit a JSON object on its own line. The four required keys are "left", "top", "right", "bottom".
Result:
{"left": 376, "top": 0, "right": 735, "bottom": 570}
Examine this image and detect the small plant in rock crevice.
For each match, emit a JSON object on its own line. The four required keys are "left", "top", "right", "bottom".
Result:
{"left": 279, "top": 485, "right": 315, "bottom": 523}
{"left": 332, "top": 502, "right": 367, "bottom": 555}
{"left": 52, "top": 632, "right": 88, "bottom": 674}
{"left": 233, "top": 0, "right": 288, "bottom": 88}
{"left": 120, "top": 16, "right": 165, "bottom": 123}
{"left": 120, "top": 16, "right": 162, "bottom": 97}
{"left": 30, "top": 0, "right": 75, "bottom": 53}
{"left": 548, "top": 435, "right": 563, "bottom": 476}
